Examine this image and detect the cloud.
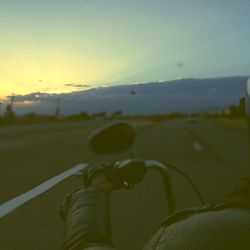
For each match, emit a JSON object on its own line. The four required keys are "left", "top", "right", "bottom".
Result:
{"left": 10, "top": 77, "right": 247, "bottom": 116}
{"left": 64, "top": 83, "right": 91, "bottom": 88}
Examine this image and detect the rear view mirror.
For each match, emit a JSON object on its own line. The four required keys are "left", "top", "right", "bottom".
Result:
{"left": 88, "top": 122, "right": 136, "bottom": 154}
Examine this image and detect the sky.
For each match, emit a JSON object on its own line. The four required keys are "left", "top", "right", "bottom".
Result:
{"left": 0, "top": 0, "right": 250, "bottom": 100}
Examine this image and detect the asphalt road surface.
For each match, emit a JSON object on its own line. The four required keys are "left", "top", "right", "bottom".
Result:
{"left": 0, "top": 118, "right": 248, "bottom": 250}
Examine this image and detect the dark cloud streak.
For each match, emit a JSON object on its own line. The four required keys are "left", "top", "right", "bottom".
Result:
{"left": 64, "top": 83, "right": 91, "bottom": 88}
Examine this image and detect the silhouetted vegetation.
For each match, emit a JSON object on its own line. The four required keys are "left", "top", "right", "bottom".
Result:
{"left": 150, "top": 112, "right": 187, "bottom": 122}
{"left": 92, "top": 112, "right": 107, "bottom": 119}
{"left": 66, "top": 112, "right": 89, "bottom": 121}
{"left": 204, "top": 97, "right": 246, "bottom": 119}
{"left": 0, "top": 96, "right": 247, "bottom": 126}
{"left": 228, "top": 97, "right": 245, "bottom": 117}
{"left": 112, "top": 110, "right": 125, "bottom": 118}
{"left": 4, "top": 104, "right": 15, "bottom": 122}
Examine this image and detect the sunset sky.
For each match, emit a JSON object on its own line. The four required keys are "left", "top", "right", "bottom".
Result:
{"left": 0, "top": 0, "right": 249, "bottom": 100}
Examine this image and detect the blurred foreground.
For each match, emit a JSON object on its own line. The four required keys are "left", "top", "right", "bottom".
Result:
{"left": 0, "top": 117, "right": 248, "bottom": 250}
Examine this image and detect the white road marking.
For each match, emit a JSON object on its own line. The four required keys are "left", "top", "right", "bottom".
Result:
{"left": 192, "top": 141, "right": 203, "bottom": 152}
{"left": 0, "top": 163, "right": 88, "bottom": 219}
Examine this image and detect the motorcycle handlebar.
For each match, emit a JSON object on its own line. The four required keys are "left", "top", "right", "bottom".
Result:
{"left": 112, "top": 159, "right": 176, "bottom": 215}
{"left": 144, "top": 160, "right": 176, "bottom": 215}
{"left": 77, "top": 158, "right": 204, "bottom": 216}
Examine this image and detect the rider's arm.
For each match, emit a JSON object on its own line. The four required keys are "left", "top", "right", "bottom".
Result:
{"left": 60, "top": 173, "right": 116, "bottom": 250}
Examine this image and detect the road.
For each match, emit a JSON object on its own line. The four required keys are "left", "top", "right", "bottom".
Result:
{"left": 0, "top": 118, "right": 248, "bottom": 250}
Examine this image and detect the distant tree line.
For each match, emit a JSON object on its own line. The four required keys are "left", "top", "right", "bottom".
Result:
{"left": 0, "top": 96, "right": 247, "bottom": 125}
{"left": 204, "top": 97, "right": 246, "bottom": 118}
{"left": 228, "top": 97, "right": 245, "bottom": 117}
{"left": 0, "top": 109, "right": 129, "bottom": 125}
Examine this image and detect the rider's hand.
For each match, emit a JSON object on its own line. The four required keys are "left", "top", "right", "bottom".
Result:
{"left": 89, "top": 172, "right": 113, "bottom": 192}
{"left": 82, "top": 160, "right": 146, "bottom": 191}
{"left": 82, "top": 162, "right": 116, "bottom": 190}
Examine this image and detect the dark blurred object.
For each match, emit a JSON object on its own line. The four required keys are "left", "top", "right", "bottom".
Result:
{"left": 130, "top": 90, "right": 136, "bottom": 95}
{"left": 5, "top": 104, "right": 15, "bottom": 122}
{"left": 246, "top": 78, "right": 250, "bottom": 170}
{"left": 246, "top": 78, "right": 250, "bottom": 117}
{"left": 88, "top": 122, "right": 136, "bottom": 154}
